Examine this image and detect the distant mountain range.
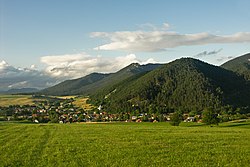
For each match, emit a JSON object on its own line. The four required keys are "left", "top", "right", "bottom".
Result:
{"left": 39, "top": 53, "right": 250, "bottom": 113}
{"left": 0, "top": 88, "right": 39, "bottom": 94}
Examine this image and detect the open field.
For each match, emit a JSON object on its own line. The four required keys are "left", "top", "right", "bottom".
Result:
{"left": 73, "top": 96, "right": 94, "bottom": 110}
{"left": 0, "top": 94, "right": 92, "bottom": 110}
{"left": 51, "top": 95, "right": 77, "bottom": 99}
{"left": 1, "top": 121, "right": 250, "bottom": 167}
{"left": 0, "top": 95, "right": 34, "bottom": 107}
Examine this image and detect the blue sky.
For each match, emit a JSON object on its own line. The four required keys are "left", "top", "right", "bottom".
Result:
{"left": 0, "top": 0, "right": 250, "bottom": 90}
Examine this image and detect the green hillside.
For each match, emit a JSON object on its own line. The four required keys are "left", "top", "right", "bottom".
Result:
{"left": 221, "top": 53, "right": 250, "bottom": 80}
{"left": 40, "top": 63, "right": 162, "bottom": 95}
{"left": 40, "top": 73, "right": 109, "bottom": 95}
{"left": 91, "top": 58, "right": 250, "bottom": 114}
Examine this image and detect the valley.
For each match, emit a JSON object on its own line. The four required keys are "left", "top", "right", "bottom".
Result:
{"left": 0, "top": 55, "right": 249, "bottom": 167}
{"left": 2, "top": 1, "right": 250, "bottom": 166}
{"left": 1, "top": 55, "right": 250, "bottom": 124}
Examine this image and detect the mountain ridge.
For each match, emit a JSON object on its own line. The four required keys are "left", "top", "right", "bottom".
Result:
{"left": 90, "top": 57, "right": 250, "bottom": 113}
{"left": 0, "top": 88, "right": 39, "bottom": 94}
{"left": 39, "top": 54, "right": 250, "bottom": 114}
{"left": 40, "top": 63, "right": 162, "bottom": 95}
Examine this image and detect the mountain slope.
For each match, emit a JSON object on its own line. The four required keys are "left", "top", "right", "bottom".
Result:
{"left": 40, "top": 73, "right": 109, "bottom": 95}
{"left": 91, "top": 58, "right": 250, "bottom": 113}
{"left": 40, "top": 63, "right": 162, "bottom": 95}
{"left": 221, "top": 53, "right": 250, "bottom": 80}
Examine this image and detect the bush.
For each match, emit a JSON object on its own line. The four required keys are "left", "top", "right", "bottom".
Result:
{"left": 202, "top": 108, "right": 220, "bottom": 125}
{"left": 49, "top": 119, "right": 59, "bottom": 123}
{"left": 170, "top": 112, "right": 182, "bottom": 126}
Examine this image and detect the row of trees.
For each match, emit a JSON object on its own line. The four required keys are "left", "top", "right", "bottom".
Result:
{"left": 170, "top": 108, "right": 220, "bottom": 126}
{"left": 1, "top": 92, "right": 249, "bottom": 125}
{"left": 1, "top": 103, "right": 248, "bottom": 126}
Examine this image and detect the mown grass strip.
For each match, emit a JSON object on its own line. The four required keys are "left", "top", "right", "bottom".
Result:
{"left": 0, "top": 122, "right": 250, "bottom": 167}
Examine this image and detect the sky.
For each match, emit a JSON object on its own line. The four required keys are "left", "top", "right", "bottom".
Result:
{"left": 0, "top": 0, "right": 250, "bottom": 90}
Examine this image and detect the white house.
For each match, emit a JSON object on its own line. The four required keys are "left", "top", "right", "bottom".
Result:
{"left": 184, "top": 117, "right": 195, "bottom": 122}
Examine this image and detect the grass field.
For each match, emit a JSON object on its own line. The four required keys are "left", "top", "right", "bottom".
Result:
{"left": 1, "top": 121, "right": 250, "bottom": 167}
{"left": 0, "top": 95, "right": 34, "bottom": 107}
{"left": 0, "top": 94, "right": 93, "bottom": 111}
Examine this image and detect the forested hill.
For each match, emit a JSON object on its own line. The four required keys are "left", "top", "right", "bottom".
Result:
{"left": 90, "top": 58, "right": 250, "bottom": 114}
{"left": 40, "top": 63, "right": 162, "bottom": 95}
{"left": 40, "top": 73, "right": 109, "bottom": 95}
{"left": 221, "top": 53, "right": 250, "bottom": 80}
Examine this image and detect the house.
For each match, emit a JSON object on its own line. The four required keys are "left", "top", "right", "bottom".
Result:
{"left": 131, "top": 116, "right": 137, "bottom": 121}
{"left": 136, "top": 119, "right": 142, "bottom": 122}
{"left": 98, "top": 105, "right": 102, "bottom": 111}
{"left": 184, "top": 117, "right": 195, "bottom": 122}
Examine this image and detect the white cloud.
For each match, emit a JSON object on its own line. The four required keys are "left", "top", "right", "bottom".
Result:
{"left": 142, "top": 58, "right": 157, "bottom": 65}
{"left": 8, "top": 81, "right": 28, "bottom": 88}
{"left": 137, "top": 22, "right": 171, "bottom": 31}
{"left": 30, "top": 64, "right": 36, "bottom": 69}
{"left": 40, "top": 52, "right": 156, "bottom": 79}
{"left": 162, "top": 23, "right": 170, "bottom": 30}
{"left": 0, "top": 53, "right": 156, "bottom": 91}
{"left": 194, "top": 49, "right": 223, "bottom": 58}
{"left": 0, "top": 60, "right": 19, "bottom": 74}
{"left": 0, "top": 60, "right": 58, "bottom": 91}
{"left": 0, "top": 60, "right": 8, "bottom": 69}
{"left": 91, "top": 30, "right": 250, "bottom": 52}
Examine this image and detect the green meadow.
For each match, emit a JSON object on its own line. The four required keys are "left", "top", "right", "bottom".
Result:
{"left": 1, "top": 121, "right": 250, "bottom": 167}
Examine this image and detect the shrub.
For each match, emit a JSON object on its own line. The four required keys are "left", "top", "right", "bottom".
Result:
{"left": 202, "top": 108, "right": 220, "bottom": 125}
{"left": 170, "top": 112, "right": 182, "bottom": 126}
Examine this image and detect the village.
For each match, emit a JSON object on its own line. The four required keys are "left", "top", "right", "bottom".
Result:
{"left": 0, "top": 96, "right": 204, "bottom": 123}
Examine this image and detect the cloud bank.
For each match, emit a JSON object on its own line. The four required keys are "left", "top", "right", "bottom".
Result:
{"left": 0, "top": 54, "right": 156, "bottom": 91}
{"left": 0, "top": 60, "right": 58, "bottom": 91}
{"left": 41, "top": 53, "right": 156, "bottom": 78}
{"left": 91, "top": 31, "right": 250, "bottom": 52}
